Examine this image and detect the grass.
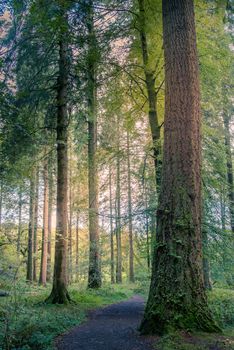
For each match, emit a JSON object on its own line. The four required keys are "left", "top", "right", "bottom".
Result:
{"left": 153, "top": 288, "right": 234, "bottom": 350}
{"left": 0, "top": 281, "right": 135, "bottom": 350}
{"left": 0, "top": 281, "right": 233, "bottom": 350}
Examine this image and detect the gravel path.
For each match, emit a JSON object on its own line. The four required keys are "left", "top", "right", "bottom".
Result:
{"left": 56, "top": 295, "right": 154, "bottom": 350}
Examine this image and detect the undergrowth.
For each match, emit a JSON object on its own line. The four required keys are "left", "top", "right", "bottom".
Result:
{"left": 0, "top": 281, "right": 134, "bottom": 350}
{"left": 0, "top": 282, "right": 233, "bottom": 350}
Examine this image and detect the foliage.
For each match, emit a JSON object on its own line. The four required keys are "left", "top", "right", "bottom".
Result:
{"left": 0, "top": 282, "right": 134, "bottom": 350}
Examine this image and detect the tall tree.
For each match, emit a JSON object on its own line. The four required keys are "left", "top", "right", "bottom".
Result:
{"left": 115, "top": 115, "right": 122, "bottom": 284}
{"left": 87, "top": 0, "right": 102, "bottom": 289}
{"left": 46, "top": 2, "right": 71, "bottom": 303}
{"left": 39, "top": 155, "right": 49, "bottom": 286}
{"left": 137, "top": 0, "right": 162, "bottom": 193}
{"left": 109, "top": 165, "right": 115, "bottom": 284}
{"left": 33, "top": 168, "right": 39, "bottom": 282}
{"left": 127, "top": 131, "right": 134, "bottom": 282}
{"left": 26, "top": 168, "right": 36, "bottom": 282}
{"left": 140, "top": 0, "right": 219, "bottom": 334}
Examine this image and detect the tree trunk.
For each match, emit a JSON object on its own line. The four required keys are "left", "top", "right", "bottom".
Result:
{"left": 27, "top": 169, "right": 36, "bottom": 282}
{"left": 116, "top": 115, "right": 122, "bottom": 284}
{"left": 75, "top": 211, "right": 79, "bottom": 282}
{"left": 202, "top": 228, "right": 212, "bottom": 290}
{"left": 46, "top": 10, "right": 71, "bottom": 303}
{"left": 109, "top": 165, "right": 115, "bottom": 284}
{"left": 33, "top": 168, "right": 39, "bottom": 282}
{"left": 0, "top": 182, "right": 2, "bottom": 232}
{"left": 87, "top": 0, "right": 101, "bottom": 289}
{"left": 144, "top": 185, "right": 151, "bottom": 271}
{"left": 17, "top": 187, "right": 22, "bottom": 255}
{"left": 47, "top": 155, "right": 53, "bottom": 282}
{"left": 39, "top": 156, "right": 49, "bottom": 286}
{"left": 140, "top": 0, "right": 219, "bottom": 334}
{"left": 68, "top": 146, "right": 73, "bottom": 284}
{"left": 138, "top": 0, "right": 162, "bottom": 193}
{"left": 127, "top": 131, "right": 134, "bottom": 282}
{"left": 223, "top": 112, "right": 234, "bottom": 233}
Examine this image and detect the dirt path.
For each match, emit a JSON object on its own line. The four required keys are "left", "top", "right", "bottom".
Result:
{"left": 56, "top": 295, "right": 154, "bottom": 350}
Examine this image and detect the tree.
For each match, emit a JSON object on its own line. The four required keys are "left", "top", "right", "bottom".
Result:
{"left": 137, "top": 0, "right": 162, "bottom": 193}
{"left": 46, "top": 2, "right": 71, "bottom": 304}
{"left": 127, "top": 131, "right": 134, "bottom": 282}
{"left": 86, "top": 0, "right": 102, "bottom": 289}
{"left": 140, "top": 0, "right": 219, "bottom": 334}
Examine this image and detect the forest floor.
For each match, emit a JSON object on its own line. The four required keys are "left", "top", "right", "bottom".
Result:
{"left": 56, "top": 293, "right": 234, "bottom": 350}
{"left": 0, "top": 282, "right": 234, "bottom": 349}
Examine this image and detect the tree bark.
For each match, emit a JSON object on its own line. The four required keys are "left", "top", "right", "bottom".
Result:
{"left": 27, "top": 169, "right": 36, "bottom": 282}
{"left": 33, "top": 168, "right": 39, "bottom": 282}
{"left": 222, "top": 111, "right": 234, "bottom": 233}
{"left": 17, "top": 187, "right": 22, "bottom": 255}
{"left": 202, "top": 228, "right": 212, "bottom": 290}
{"left": 87, "top": 0, "right": 101, "bottom": 289}
{"left": 68, "top": 146, "right": 73, "bottom": 284}
{"left": 39, "top": 156, "right": 49, "bottom": 286}
{"left": 144, "top": 185, "right": 151, "bottom": 271}
{"left": 138, "top": 0, "right": 162, "bottom": 193}
{"left": 46, "top": 8, "right": 71, "bottom": 303}
{"left": 127, "top": 131, "right": 134, "bottom": 282}
{"left": 109, "top": 165, "right": 115, "bottom": 284}
{"left": 47, "top": 155, "right": 53, "bottom": 282}
{"left": 115, "top": 115, "right": 122, "bottom": 284}
{"left": 75, "top": 211, "right": 79, "bottom": 282}
{"left": 140, "top": 0, "right": 219, "bottom": 334}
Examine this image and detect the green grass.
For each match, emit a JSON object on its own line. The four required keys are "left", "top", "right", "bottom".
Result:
{"left": 0, "top": 282, "right": 135, "bottom": 350}
{"left": 154, "top": 288, "right": 234, "bottom": 350}
{"left": 0, "top": 282, "right": 233, "bottom": 350}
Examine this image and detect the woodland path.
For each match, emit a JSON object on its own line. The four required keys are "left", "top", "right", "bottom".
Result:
{"left": 56, "top": 295, "right": 154, "bottom": 350}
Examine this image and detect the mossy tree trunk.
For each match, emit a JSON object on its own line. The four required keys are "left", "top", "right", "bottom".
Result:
{"left": 27, "top": 168, "right": 36, "bottom": 282}
{"left": 140, "top": 0, "right": 219, "bottom": 335}
{"left": 138, "top": 0, "right": 162, "bottom": 193}
{"left": 127, "top": 131, "right": 134, "bottom": 282}
{"left": 39, "top": 154, "right": 49, "bottom": 286}
{"left": 109, "top": 165, "right": 115, "bottom": 284}
{"left": 47, "top": 155, "right": 53, "bottom": 282}
{"left": 46, "top": 7, "right": 71, "bottom": 303}
{"left": 87, "top": 0, "right": 102, "bottom": 289}
{"left": 223, "top": 110, "right": 234, "bottom": 233}
{"left": 33, "top": 168, "right": 39, "bottom": 282}
{"left": 17, "top": 187, "right": 22, "bottom": 256}
{"left": 115, "top": 115, "right": 122, "bottom": 284}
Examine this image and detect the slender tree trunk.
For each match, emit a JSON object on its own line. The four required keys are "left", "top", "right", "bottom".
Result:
{"left": 116, "top": 115, "right": 122, "bottom": 284}
{"left": 223, "top": 112, "right": 234, "bottom": 233}
{"left": 140, "top": 0, "right": 219, "bottom": 334}
{"left": 33, "top": 168, "right": 39, "bottom": 282}
{"left": 202, "top": 228, "right": 212, "bottom": 290}
{"left": 0, "top": 182, "right": 2, "bottom": 232}
{"left": 138, "top": 0, "right": 162, "bottom": 193}
{"left": 68, "top": 146, "right": 73, "bottom": 283}
{"left": 39, "top": 156, "right": 49, "bottom": 286}
{"left": 127, "top": 131, "right": 134, "bottom": 282}
{"left": 17, "top": 187, "right": 22, "bottom": 255}
{"left": 87, "top": 0, "right": 101, "bottom": 289}
{"left": 75, "top": 211, "right": 79, "bottom": 282}
{"left": 109, "top": 165, "right": 115, "bottom": 284}
{"left": 47, "top": 155, "right": 53, "bottom": 282}
{"left": 27, "top": 169, "right": 36, "bottom": 282}
{"left": 46, "top": 9, "right": 71, "bottom": 303}
{"left": 144, "top": 185, "right": 151, "bottom": 271}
